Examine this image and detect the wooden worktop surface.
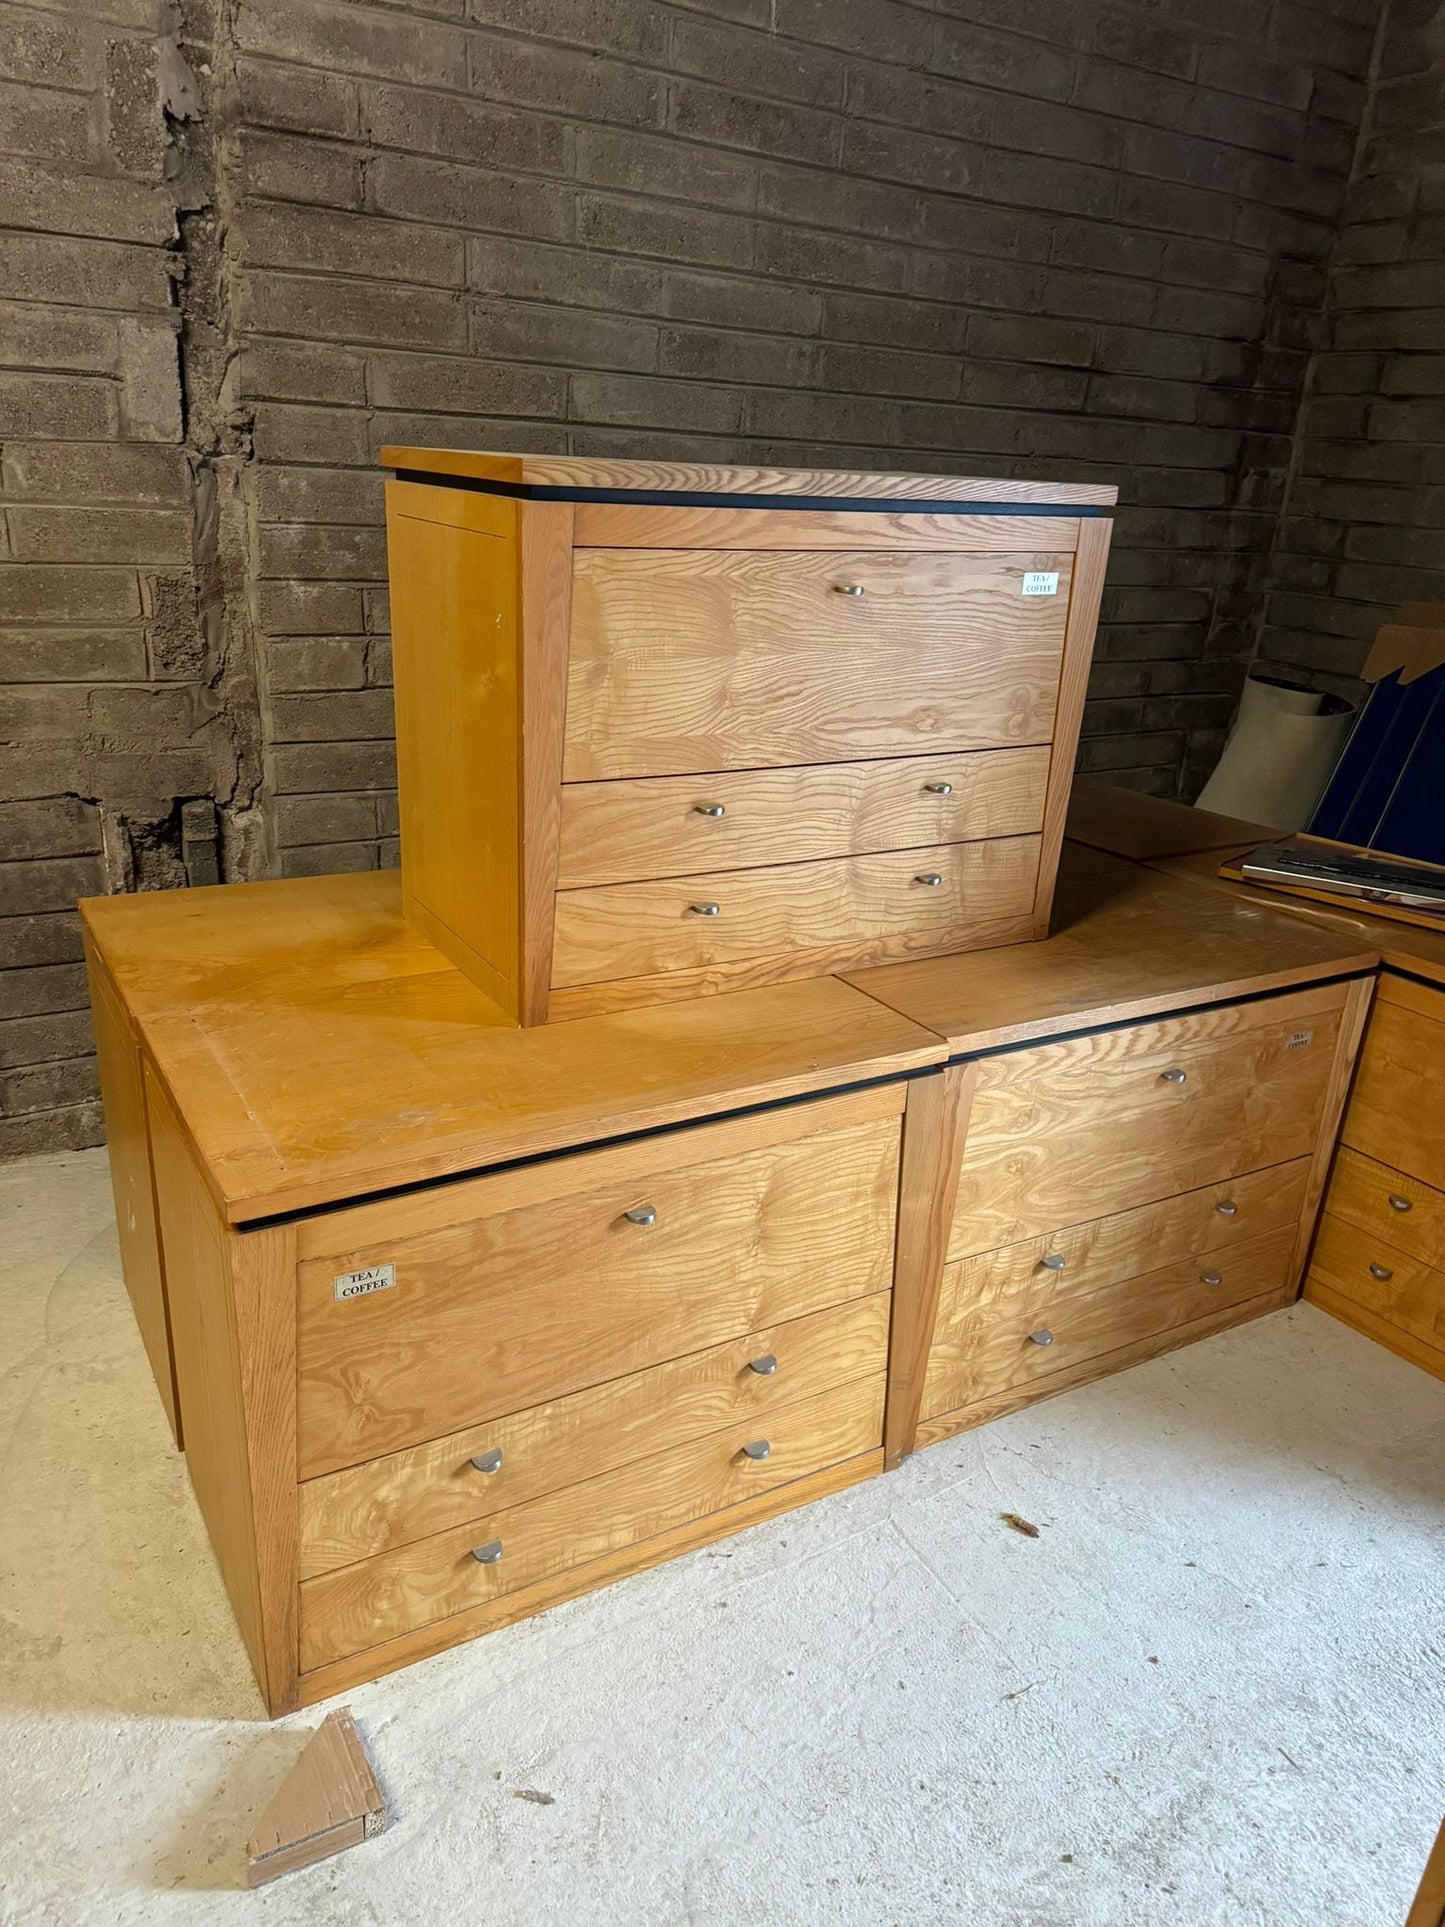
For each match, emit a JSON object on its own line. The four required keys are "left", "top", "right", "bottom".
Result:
{"left": 1065, "top": 775, "right": 1279, "bottom": 861}
{"left": 1062, "top": 779, "right": 1445, "bottom": 989}
{"left": 843, "top": 843, "right": 1379, "bottom": 1054}
{"left": 81, "top": 873, "right": 944, "bottom": 1225}
{"left": 1152, "top": 848, "right": 1445, "bottom": 987}
{"left": 378, "top": 446, "right": 1118, "bottom": 505}
{"left": 83, "top": 809, "right": 1390, "bottom": 1223}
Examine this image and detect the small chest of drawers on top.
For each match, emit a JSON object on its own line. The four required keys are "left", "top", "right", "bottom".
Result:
{"left": 381, "top": 451, "right": 1114, "bottom": 1025}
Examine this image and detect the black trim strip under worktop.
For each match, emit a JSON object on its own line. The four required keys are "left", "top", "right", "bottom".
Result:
{"left": 389, "top": 468, "right": 1109, "bottom": 517}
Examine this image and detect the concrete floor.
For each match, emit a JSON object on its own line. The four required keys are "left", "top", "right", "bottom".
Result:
{"left": 2, "top": 1148, "right": 1442, "bottom": 1926}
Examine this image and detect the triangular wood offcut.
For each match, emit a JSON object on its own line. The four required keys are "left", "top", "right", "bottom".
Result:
{"left": 245, "top": 1707, "right": 388, "bottom": 1888}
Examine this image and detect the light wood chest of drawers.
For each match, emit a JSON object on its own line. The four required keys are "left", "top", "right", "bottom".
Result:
{"left": 85, "top": 653, "right": 1396, "bottom": 1716}
{"left": 1307, "top": 973, "right": 1445, "bottom": 1378}
{"left": 381, "top": 450, "right": 1113, "bottom": 1025}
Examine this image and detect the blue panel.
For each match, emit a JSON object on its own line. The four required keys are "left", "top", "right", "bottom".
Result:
{"left": 1310, "top": 665, "right": 1445, "bottom": 864}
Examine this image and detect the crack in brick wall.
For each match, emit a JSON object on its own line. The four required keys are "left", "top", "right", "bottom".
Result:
{"left": 3, "top": 0, "right": 1432, "bottom": 1158}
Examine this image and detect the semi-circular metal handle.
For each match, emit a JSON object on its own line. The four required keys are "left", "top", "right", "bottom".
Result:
{"left": 471, "top": 1540, "right": 504, "bottom": 1565}
{"left": 1160, "top": 1067, "right": 1188, "bottom": 1085}
{"left": 689, "top": 901, "right": 721, "bottom": 917}
{"left": 623, "top": 1204, "right": 657, "bottom": 1227}
{"left": 1027, "top": 1329, "right": 1054, "bottom": 1347}
{"left": 747, "top": 1354, "right": 777, "bottom": 1377}
{"left": 1369, "top": 1262, "right": 1394, "bottom": 1281}
{"left": 1039, "top": 1253, "right": 1066, "bottom": 1272}
{"left": 693, "top": 802, "right": 726, "bottom": 818}
{"left": 1388, "top": 1194, "right": 1412, "bottom": 1213}
{"left": 915, "top": 872, "right": 943, "bottom": 887}
{"left": 833, "top": 583, "right": 865, "bottom": 596}
{"left": 1200, "top": 1270, "right": 1223, "bottom": 1287}
{"left": 470, "top": 1448, "right": 504, "bottom": 1474}
{"left": 922, "top": 781, "right": 953, "bottom": 796}
{"left": 741, "top": 1438, "right": 771, "bottom": 1460}
{"left": 1214, "top": 1200, "right": 1238, "bottom": 1217}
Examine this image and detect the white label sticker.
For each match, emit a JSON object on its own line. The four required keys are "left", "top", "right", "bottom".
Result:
{"left": 1287, "top": 1030, "right": 1314, "bottom": 1051}
{"left": 333, "top": 1263, "right": 397, "bottom": 1302}
{"left": 1022, "top": 571, "right": 1060, "bottom": 596}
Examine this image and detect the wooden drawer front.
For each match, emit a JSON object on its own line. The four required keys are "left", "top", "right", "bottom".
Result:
{"left": 555, "top": 747, "right": 1051, "bottom": 891}
{"left": 1309, "top": 1214, "right": 1445, "bottom": 1355}
{"left": 551, "top": 835, "right": 1041, "bottom": 990}
{"left": 1342, "top": 987, "right": 1445, "bottom": 1191}
{"left": 1322, "top": 1148, "right": 1445, "bottom": 1274}
{"left": 297, "top": 1107, "right": 901, "bottom": 1478}
{"left": 299, "top": 1374, "right": 886, "bottom": 1670}
{"left": 563, "top": 549, "right": 1072, "bottom": 780}
{"left": 949, "top": 984, "right": 1345, "bottom": 1257}
{"left": 923, "top": 1225, "right": 1295, "bottom": 1421}
{"left": 299, "top": 1292, "right": 889, "bottom": 1578}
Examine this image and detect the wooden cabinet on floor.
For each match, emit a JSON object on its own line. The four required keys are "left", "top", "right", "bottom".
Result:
{"left": 82, "top": 872, "right": 944, "bottom": 1714}
{"left": 85, "top": 755, "right": 1399, "bottom": 1713}
{"left": 380, "top": 450, "right": 1115, "bottom": 1024}
{"left": 844, "top": 855, "right": 1378, "bottom": 1459}
{"left": 1306, "top": 973, "right": 1445, "bottom": 1378}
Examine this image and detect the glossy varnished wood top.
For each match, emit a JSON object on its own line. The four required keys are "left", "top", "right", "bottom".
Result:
{"left": 842, "top": 845, "right": 1379, "bottom": 1055}
{"left": 378, "top": 446, "right": 1118, "bottom": 506}
{"left": 1153, "top": 847, "right": 1445, "bottom": 989}
{"left": 81, "top": 873, "right": 944, "bottom": 1225}
{"left": 1065, "top": 776, "right": 1279, "bottom": 861}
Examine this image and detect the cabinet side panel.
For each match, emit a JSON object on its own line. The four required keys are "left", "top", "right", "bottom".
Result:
{"left": 520, "top": 499, "right": 573, "bottom": 1025}
{"left": 85, "top": 943, "right": 180, "bottom": 1444}
{"left": 147, "top": 1067, "right": 299, "bottom": 1715}
{"left": 1032, "top": 515, "right": 1112, "bottom": 933}
{"left": 385, "top": 478, "right": 522, "bottom": 1018}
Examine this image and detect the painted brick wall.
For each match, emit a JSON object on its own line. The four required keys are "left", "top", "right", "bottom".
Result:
{"left": 1258, "top": 0, "right": 1445, "bottom": 698}
{"left": 237, "top": 0, "right": 1379, "bottom": 857}
{"left": 0, "top": 0, "right": 1386, "bottom": 1154}
{"left": 0, "top": 0, "right": 269, "bottom": 1157}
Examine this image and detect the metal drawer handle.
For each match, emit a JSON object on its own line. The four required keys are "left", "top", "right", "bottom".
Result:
{"left": 470, "top": 1448, "right": 504, "bottom": 1475}
{"left": 741, "top": 1438, "right": 771, "bottom": 1460}
{"left": 1040, "top": 1253, "right": 1066, "bottom": 1272}
{"left": 689, "top": 901, "right": 721, "bottom": 917}
{"left": 833, "top": 583, "right": 865, "bottom": 596}
{"left": 624, "top": 1204, "right": 657, "bottom": 1228}
{"left": 471, "top": 1540, "right": 504, "bottom": 1565}
{"left": 1028, "top": 1329, "right": 1054, "bottom": 1347}
{"left": 1388, "top": 1194, "right": 1412, "bottom": 1213}
{"left": 922, "top": 780, "right": 953, "bottom": 796}
{"left": 1200, "top": 1270, "right": 1223, "bottom": 1288}
{"left": 1214, "top": 1200, "right": 1238, "bottom": 1217}
{"left": 1160, "top": 1067, "right": 1188, "bottom": 1085}
{"left": 915, "top": 872, "right": 943, "bottom": 887}
{"left": 693, "top": 802, "right": 726, "bottom": 818}
{"left": 747, "top": 1354, "right": 777, "bottom": 1377}
{"left": 1369, "top": 1262, "right": 1394, "bottom": 1281}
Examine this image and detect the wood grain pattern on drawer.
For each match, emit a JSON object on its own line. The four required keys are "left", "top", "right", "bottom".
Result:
{"left": 297, "top": 1108, "right": 900, "bottom": 1478}
{"left": 945, "top": 1157, "right": 1309, "bottom": 1284}
{"left": 555, "top": 747, "right": 1051, "bottom": 890}
{"left": 298, "top": 1292, "right": 890, "bottom": 1578}
{"left": 1322, "top": 1148, "right": 1445, "bottom": 1273}
{"left": 551, "top": 835, "right": 1041, "bottom": 990}
{"left": 1341, "top": 983, "right": 1445, "bottom": 1191}
{"left": 1308, "top": 1214, "right": 1445, "bottom": 1355}
{"left": 563, "top": 549, "right": 1073, "bottom": 780}
{"left": 949, "top": 982, "right": 1345, "bottom": 1256}
{"left": 299, "top": 1374, "right": 886, "bottom": 1670}
{"left": 922, "top": 1226, "right": 1294, "bottom": 1420}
